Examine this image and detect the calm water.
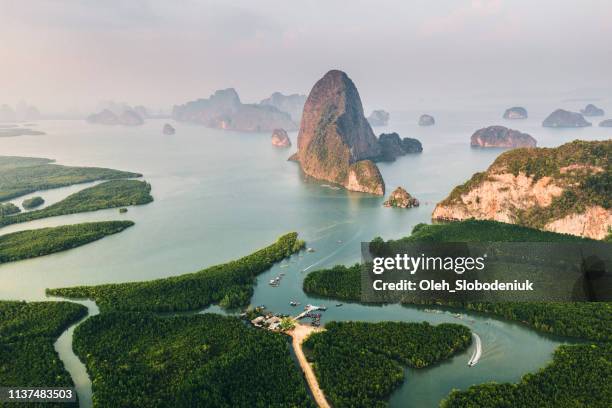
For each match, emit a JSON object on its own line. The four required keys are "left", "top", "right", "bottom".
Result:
{"left": 0, "top": 103, "right": 609, "bottom": 407}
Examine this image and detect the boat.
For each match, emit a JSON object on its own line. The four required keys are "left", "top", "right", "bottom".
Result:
{"left": 306, "top": 247, "right": 315, "bottom": 253}
{"left": 289, "top": 301, "right": 298, "bottom": 307}
{"left": 336, "top": 303, "right": 343, "bottom": 307}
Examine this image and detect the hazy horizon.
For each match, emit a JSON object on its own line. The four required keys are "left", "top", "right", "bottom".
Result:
{"left": 1, "top": 0, "right": 611, "bottom": 114}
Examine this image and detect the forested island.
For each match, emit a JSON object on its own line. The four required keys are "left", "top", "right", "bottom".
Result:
{"left": 0, "top": 180, "right": 152, "bottom": 227}
{"left": 0, "top": 156, "right": 141, "bottom": 201}
{"left": 48, "top": 232, "right": 305, "bottom": 312}
{"left": 0, "top": 221, "right": 134, "bottom": 264}
{"left": 73, "top": 312, "right": 313, "bottom": 408}
{"left": 0, "top": 301, "right": 87, "bottom": 407}
{"left": 304, "top": 220, "right": 610, "bottom": 341}
{"left": 22, "top": 196, "right": 44, "bottom": 209}
{"left": 441, "top": 343, "right": 611, "bottom": 408}
{"left": 303, "top": 321, "right": 471, "bottom": 407}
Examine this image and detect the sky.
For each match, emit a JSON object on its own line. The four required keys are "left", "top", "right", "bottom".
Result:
{"left": 1, "top": 0, "right": 611, "bottom": 114}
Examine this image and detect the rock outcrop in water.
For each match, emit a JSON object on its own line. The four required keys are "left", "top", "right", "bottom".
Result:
{"left": 367, "top": 110, "right": 390, "bottom": 127}
{"left": 271, "top": 128, "right": 291, "bottom": 148}
{"left": 163, "top": 123, "right": 175, "bottom": 135}
{"left": 542, "top": 109, "right": 591, "bottom": 128}
{"left": 418, "top": 114, "right": 435, "bottom": 126}
{"left": 470, "top": 126, "right": 536, "bottom": 148}
{"left": 87, "top": 109, "right": 144, "bottom": 126}
{"left": 581, "top": 104, "right": 604, "bottom": 117}
{"left": 503, "top": 107, "right": 528, "bottom": 119}
{"left": 259, "top": 92, "right": 307, "bottom": 122}
{"left": 383, "top": 187, "right": 419, "bottom": 208}
{"left": 173, "top": 88, "right": 296, "bottom": 132}
{"left": 292, "top": 70, "right": 384, "bottom": 195}
{"left": 433, "top": 140, "right": 611, "bottom": 239}
{"left": 377, "top": 133, "right": 423, "bottom": 161}
{"left": 599, "top": 119, "right": 612, "bottom": 127}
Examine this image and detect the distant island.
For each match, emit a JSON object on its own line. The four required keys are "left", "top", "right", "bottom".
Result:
{"left": 162, "top": 123, "right": 175, "bottom": 135}
{"left": 259, "top": 92, "right": 306, "bottom": 122}
{"left": 418, "top": 114, "right": 435, "bottom": 126}
{"left": 581, "top": 104, "right": 604, "bottom": 116}
{"left": 367, "top": 110, "right": 390, "bottom": 127}
{"left": 383, "top": 187, "right": 419, "bottom": 208}
{"left": 0, "top": 126, "right": 46, "bottom": 137}
{"left": 290, "top": 70, "right": 385, "bottom": 195}
{"left": 503, "top": 106, "right": 528, "bottom": 119}
{"left": 87, "top": 109, "right": 144, "bottom": 126}
{"left": 542, "top": 109, "right": 591, "bottom": 128}
{"left": 271, "top": 128, "right": 291, "bottom": 148}
{"left": 470, "top": 126, "right": 536, "bottom": 148}
{"left": 433, "top": 140, "right": 611, "bottom": 239}
{"left": 377, "top": 133, "right": 422, "bottom": 161}
{"left": 172, "top": 88, "right": 296, "bottom": 132}
{"left": 600, "top": 119, "right": 612, "bottom": 127}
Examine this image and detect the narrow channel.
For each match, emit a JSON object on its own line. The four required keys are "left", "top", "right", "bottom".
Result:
{"left": 52, "top": 299, "right": 99, "bottom": 408}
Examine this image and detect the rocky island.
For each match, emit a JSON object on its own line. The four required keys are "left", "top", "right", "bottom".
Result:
{"left": 418, "top": 114, "right": 435, "bottom": 126}
{"left": 599, "top": 119, "right": 612, "bottom": 127}
{"left": 378, "top": 133, "right": 423, "bottom": 161}
{"left": 87, "top": 109, "right": 144, "bottom": 126}
{"left": 470, "top": 126, "right": 536, "bottom": 148}
{"left": 271, "top": 128, "right": 291, "bottom": 148}
{"left": 290, "top": 70, "right": 385, "bottom": 195}
{"left": 259, "top": 92, "right": 306, "bottom": 122}
{"left": 162, "top": 123, "right": 175, "bottom": 135}
{"left": 367, "top": 110, "right": 390, "bottom": 127}
{"left": 503, "top": 107, "right": 528, "bottom": 119}
{"left": 432, "top": 140, "right": 611, "bottom": 239}
{"left": 383, "top": 187, "right": 419, "bottom": 208}
{"left": 581, "top": 104, "right": 604, "bottom": 117}
{"left": 173, "top": 88, "right": 296, "bottom": 132}
{"left": 542, "top": 109, "right": 591, "bottom": 128}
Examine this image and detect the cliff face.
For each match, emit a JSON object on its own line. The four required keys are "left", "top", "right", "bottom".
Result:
{"left": 173, "top": 88, "right": 296, "bottom": 132}
{"left": 294, "top": 70, "right": 384, "bottom": 195}
{"left": 433, "top": 140, "right": 611, "bottom": 239}
{"left": 470, "top": 126, "right": 536, "bottom": 148}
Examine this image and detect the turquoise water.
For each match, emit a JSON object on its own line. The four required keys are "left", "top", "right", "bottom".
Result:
{"left": 0, "top": 105, "right": 608, "bottom": 407}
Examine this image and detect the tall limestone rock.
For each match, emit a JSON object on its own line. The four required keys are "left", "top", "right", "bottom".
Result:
{"left": 293, "top": 70, "right": 384, "bottom": 195}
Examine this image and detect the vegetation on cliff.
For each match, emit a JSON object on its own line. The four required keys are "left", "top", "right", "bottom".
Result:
{"left": 73, "top": 312, "right": 313, "bottom": 408}
{"left": 48, "top": 233, "right": 305, "bottom": 312}
{"left": 0, "top": 156, "right": 141, "bottom": 201}
{"left": 438, "top": 140, "right": 611, "bottom": 235}
{"left": 0, "top": 180, "right": 153, "bottom": 228}
{"left": 441, "top": 343, "right": 612, "bottom": 408}
{"left": 0, "top": 221, "right": 134, "bottom": 264}
{"left": 303, "top": 321, "right": 471, "bottom": 407}
{"left": 0, "top": 300, "right": 87, "bottom": 407}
